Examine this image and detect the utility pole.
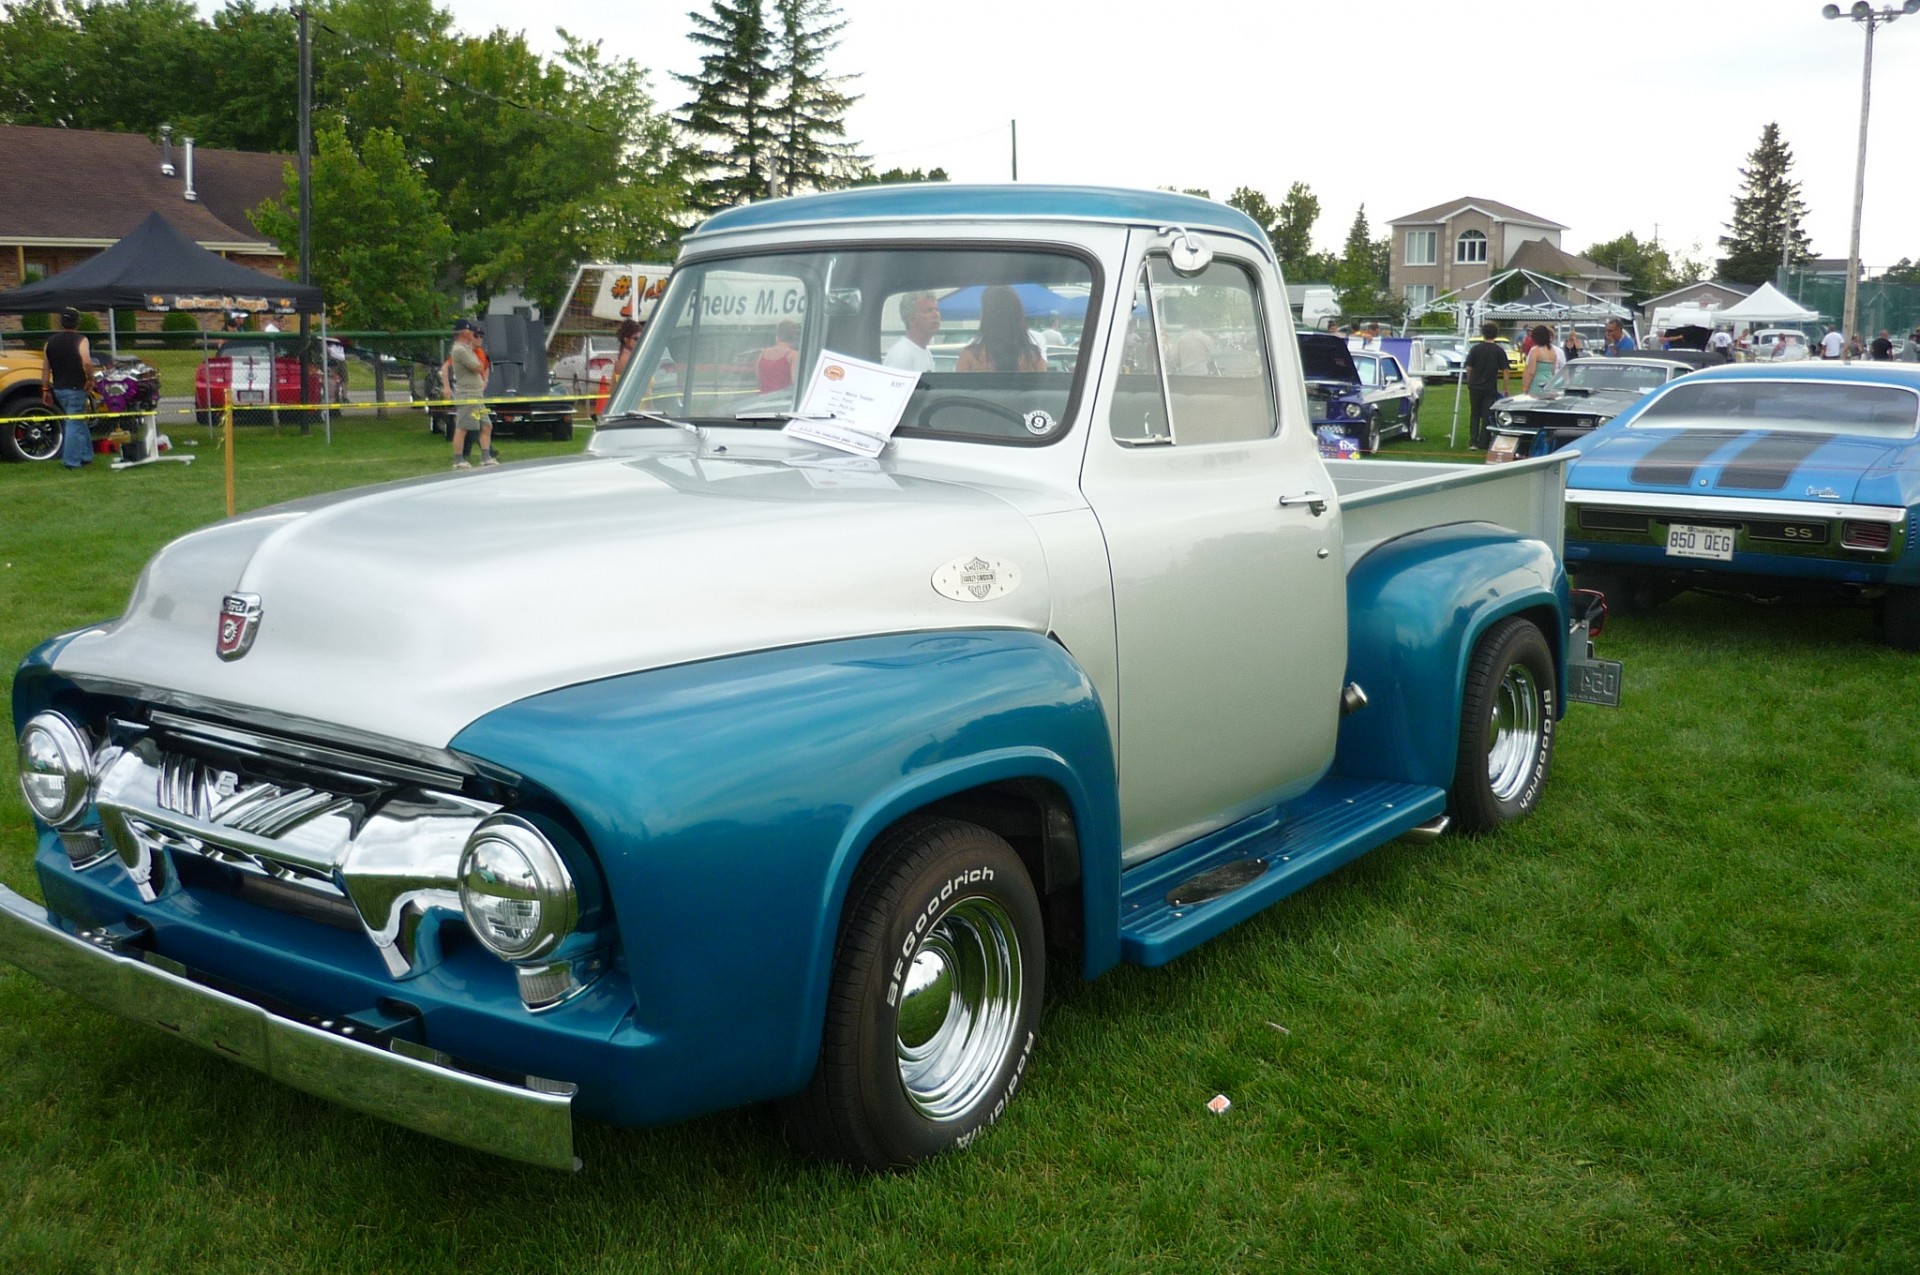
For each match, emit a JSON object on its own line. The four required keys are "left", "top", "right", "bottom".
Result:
{"left": 296, "top": 6, "right": 314, "bottom": 422}
{"left": 1010, "top": 119, "right": 1017, "bottom": 182}
{"left": 1822, "top": 0, "right": 1920, "bottom": 360}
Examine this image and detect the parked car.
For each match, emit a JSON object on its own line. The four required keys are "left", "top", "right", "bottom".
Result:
{"left": 193, "top": 341, "right": 342, "bottom": 426}
{"left": 4, "top": 184, "right": 1615, "bottom": 1177}
{"left": 1350, "top": 349, "right": 1422, "bottom": 441}
{"left": 0, "top": 350, "right": 161, "bottom": 463}
{"left": 551, "top": 333, "right": 620, "bottom": 398}
{"left": 1750, "top": 329, "right": 1811, "bottom": 362}
{"left": 1486, "top": 353, "right": 1716, "bottom": 464}
{"left": 1421, "top": 337, "right": 1468, "bottom": 381}
{"left": 1297, "top": 332, "right": 1370, "bottom": 428}
{"left": 1563, "top": 363, "right": 1920, "bottom": 645}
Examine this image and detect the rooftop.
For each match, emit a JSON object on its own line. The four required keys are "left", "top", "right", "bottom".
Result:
{"left": 1387, "top": 196, "right": 1567, "bottom": 230}
{"left": 0, "top": 124, "right": 284, "bottom": 251}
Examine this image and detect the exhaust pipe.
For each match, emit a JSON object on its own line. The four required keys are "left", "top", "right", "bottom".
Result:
{"left": 182, "top": 137, "right": 197, "bottom": 202}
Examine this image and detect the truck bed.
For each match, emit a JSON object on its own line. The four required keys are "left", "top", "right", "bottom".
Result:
{"left": 1328, "top": 453, "right": 1572, "bottom": 565}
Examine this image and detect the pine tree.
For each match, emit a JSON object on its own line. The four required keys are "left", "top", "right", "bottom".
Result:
{"left": 675, "top": 0, "right": 779, "bottom": 213}
{"left": 1333, "top": 204, "right": 1391, "bottom": 318}
{"left": 770, "top": 0, "right": 861, "bottom": 195}
{"left": 1718, "top": 123, "right": 1813, "bottom": 286}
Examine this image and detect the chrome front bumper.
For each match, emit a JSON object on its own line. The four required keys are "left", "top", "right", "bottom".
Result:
{"left": 0, "top": 882, "right": 577, "bottom": 1170}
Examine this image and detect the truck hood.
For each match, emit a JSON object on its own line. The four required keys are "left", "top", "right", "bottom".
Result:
{"left": 1567, "top": 425, "right": 1902, "bottom": 503}
{"left": 53, "top": 450, "right": 1056, "bottom": 748}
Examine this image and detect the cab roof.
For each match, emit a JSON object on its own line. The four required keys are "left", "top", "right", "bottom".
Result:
{"left": 692, "top": 184, "right": 1270, "bottom": 249}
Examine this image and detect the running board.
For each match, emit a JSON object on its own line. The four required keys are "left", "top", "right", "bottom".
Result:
{"left": 1118, "top": 778, "right": 1447, "bottom": 967}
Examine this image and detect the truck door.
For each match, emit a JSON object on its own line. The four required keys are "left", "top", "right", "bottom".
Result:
{"left": 1080, "top": 234, "right": 1347, "bottom": 864}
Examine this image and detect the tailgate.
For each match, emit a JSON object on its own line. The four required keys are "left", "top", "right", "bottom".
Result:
{"left": 1328, "top": 453, "right": 1573, "bottom": 566}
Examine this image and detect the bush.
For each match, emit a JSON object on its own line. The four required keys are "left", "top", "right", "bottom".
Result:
{"left": 161, "top": 312, "right": 203, "bottom": 349}
{"left": 76, "top": 313, "right": 100, "bottom": 332}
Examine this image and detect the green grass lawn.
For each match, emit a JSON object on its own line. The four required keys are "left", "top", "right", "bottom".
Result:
{"left": 1, "top": 420, "right": 1916, "bottom": 1273}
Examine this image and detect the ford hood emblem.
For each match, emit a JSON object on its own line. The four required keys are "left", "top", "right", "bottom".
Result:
{"left": 215, "top": 592, "right": 263, "bottom": 661}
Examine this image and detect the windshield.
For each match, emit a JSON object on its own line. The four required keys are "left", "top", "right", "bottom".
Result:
{"left": 1632, "top": 379, "right": 1920, "bottom": 438}
{"left": 609, "top": 246, "right": 1097, "bottom": 444}
{"left": 1556, "top": 361, "right": 1671, "bottom": 393}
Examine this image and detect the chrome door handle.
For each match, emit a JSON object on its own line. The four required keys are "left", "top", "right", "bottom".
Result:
{"left": 1278, "top": 491, "right": 1327, "bottom": 516}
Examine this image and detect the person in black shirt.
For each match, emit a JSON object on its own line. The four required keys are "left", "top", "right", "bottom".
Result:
{"left": 40, "top": 307, "right": 92, "bottom": 469}
{"left": 1871, "top": 330, "right": 1894, "bottom": 361}
{"left": 1463, "top": 320, "right": 1512, "bottom": 449}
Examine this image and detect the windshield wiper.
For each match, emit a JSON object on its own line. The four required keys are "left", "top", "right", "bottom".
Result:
{"left": 601, "top": 409, "right": 705, "bottom": 435}
{"left": 733, "top": 410, "right": 839, "bottom": 423}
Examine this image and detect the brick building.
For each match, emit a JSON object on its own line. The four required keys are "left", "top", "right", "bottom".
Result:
{"left": 0, "top": 124, "right": 288, "bottom": 329}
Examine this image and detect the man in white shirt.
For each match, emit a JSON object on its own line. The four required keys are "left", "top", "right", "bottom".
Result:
{"left": 1709, "top": 327, "right": 1734, "bottom": 362}
{"left": 1034, "top": 312, "right": 1065, "bottom": 353}
{"left": 883, "top": 292, "right": 941, "bottom": 372}
{"left": 1820, "top": 326, "right": 1845, "bottom": 360}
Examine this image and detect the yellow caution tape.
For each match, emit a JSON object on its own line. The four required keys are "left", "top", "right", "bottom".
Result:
{"left": 0, "top": 393, "right": 601, "bottom": 427}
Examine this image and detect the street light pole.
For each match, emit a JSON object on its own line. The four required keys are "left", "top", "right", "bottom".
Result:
{"left": 1823, "top": 0, "right": 1919, "bottom": 360}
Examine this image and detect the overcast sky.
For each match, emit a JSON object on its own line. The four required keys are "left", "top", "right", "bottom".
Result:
{"left": 353, "top": 0, "right": 1920, "bottom": 271}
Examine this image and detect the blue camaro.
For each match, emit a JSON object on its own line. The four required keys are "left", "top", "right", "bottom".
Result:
{"left": 1563, "top": 363, "right": 1920, "bottom": 648}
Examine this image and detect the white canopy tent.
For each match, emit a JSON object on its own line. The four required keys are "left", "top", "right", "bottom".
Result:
{"left": 1718, "top": 282, "right": 1821, "bottom": 326}
{"left": 1407, "top": 268, "right": 1633, "bottom": 445}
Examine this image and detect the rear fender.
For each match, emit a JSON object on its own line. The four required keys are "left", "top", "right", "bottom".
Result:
{"left": 1336, "top": 523, "right": 1567, "bottom": 788}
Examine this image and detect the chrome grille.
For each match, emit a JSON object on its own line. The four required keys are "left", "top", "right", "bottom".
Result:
{"left": 156, "top": 751, "right": 356, "bottom": 838}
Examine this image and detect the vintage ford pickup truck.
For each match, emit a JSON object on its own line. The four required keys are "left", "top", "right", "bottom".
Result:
{"left": 7, "top": 185, "right": 1615, "bottom": 1173}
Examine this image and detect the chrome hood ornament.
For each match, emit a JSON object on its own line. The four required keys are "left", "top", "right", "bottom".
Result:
{"left": 216, "top": 592, "right": 263, "bottom": 661}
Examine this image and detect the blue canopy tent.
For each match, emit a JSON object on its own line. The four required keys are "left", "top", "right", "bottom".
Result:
{"left": 933, "top": 283, "right": 1089, "bottom": 321}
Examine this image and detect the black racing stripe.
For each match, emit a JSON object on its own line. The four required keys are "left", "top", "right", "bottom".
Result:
{"left": 1629, "top": 430, "right": 1731, "bottom": 487}
{"left": 1714, "top": 432, "right": 1830, "bottom": 492}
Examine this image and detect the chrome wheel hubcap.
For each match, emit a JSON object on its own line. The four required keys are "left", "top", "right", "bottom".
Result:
{"left": 895, "top": 895, "right": 1023, "bottom": 1120}
{"left": 1485, "top": 662, "right": 1543, "bottom": 801}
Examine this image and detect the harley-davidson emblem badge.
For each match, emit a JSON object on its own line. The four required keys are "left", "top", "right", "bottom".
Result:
{"left": 215, "top": 593, "right": 263, "bottom": 661}
{"left": 931, "top": 556, "right": 1019, "bottom": 603}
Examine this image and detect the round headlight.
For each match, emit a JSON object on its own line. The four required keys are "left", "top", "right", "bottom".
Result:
{"left": 458, "top": 815, "right": 578, "bottom": 961}
{"left": 1496, "top": 411, "right": 1513, "bottom": 425}
{"left": 1343, "top": 402, "right": 1363, "bottom": 419}
{"left": 18, "top": 712, "right": 93, "bottom": 830}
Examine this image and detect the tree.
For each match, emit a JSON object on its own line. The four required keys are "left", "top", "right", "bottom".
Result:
{"left": 675, "top": 0, "right": 782, "bottom": 212}
{"left": 1333, "top": 204, "right": 1394, "bottom": 319}
{"left": 849, "top": 166, "right": 949, "bottom": 186}
{"left": 769, "top": 0, "right": 861, "bottom": 195}
{"left": 1882, "top": 258, "right": 1920, "bottom": 284}
{"left": 1582, "top": 231, "right": 1689, "bottom": 308}
{"left": 252, "top": 126, "right": 453, "bottom": 331}
{"left": 1718, "top": 123, "right": 1813, "bottom": 285}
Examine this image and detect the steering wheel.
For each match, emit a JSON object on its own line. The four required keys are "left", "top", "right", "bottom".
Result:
{"left": 916, "top": 395, "right": 1038, "bottom": 434}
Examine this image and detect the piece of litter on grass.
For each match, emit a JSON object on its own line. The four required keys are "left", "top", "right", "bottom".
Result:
{"left": 1266, "top": 1021, "right": 1290, "bottom": 1035}
{"left": 1207, "top": 1094, "right": 1232, "bottom": 1115}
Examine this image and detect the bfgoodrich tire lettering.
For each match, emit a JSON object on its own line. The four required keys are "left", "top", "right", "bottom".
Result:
{"left": 784, "top": 817, "right": 1044, "bottom": 1170}
{"left": 1450, "top": 616, "right": 1556, "bottom": 834}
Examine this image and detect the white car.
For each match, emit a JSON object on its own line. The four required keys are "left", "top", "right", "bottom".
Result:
{"left": 551, "top": 334, "right": 621, "bottom": 396}
{"left": 1751, "top": 329, "right": 1810, "bottom": 362}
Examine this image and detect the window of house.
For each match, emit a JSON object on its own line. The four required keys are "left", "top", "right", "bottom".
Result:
{"left": 1404, "top": 284, "right": 1435, "bottom": 310}
{"left": 1455, "top": 230, "right": 1489, "bottom": 265}
{"left": 1405, "top": 230, "right": 1436, "bottom": 266}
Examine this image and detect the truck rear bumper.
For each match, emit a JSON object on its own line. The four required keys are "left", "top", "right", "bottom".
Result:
{"left": 0, "top": 881, "right": 578, "bottom": 1171}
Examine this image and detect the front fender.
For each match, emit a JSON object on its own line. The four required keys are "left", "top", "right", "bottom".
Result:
{"left": 449, "top": 629, "right": 1119, "bottom": 1125}
{"left": 1335, "top": 523, "right": 1568, "bottom": 789}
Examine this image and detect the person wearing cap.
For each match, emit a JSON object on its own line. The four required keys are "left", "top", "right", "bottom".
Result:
{"left": 41, "top": 307, "right": 93, "bottom": 469}
{"left": 444, "top": 318, "right": 494, "bottom": 469}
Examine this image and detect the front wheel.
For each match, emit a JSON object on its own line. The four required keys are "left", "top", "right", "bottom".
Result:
{"left": 1450, "top": 616, "right": 1556, "bottom": 835}
{"left": 0, "top": 397, "right": 63, "bottom": 462}
{"left": 784, "top": 818, "right": 1044, "bottom": 1170}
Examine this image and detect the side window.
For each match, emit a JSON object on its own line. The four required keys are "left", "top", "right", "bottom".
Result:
{"left": 1384, "top": 357, "right": 1403, "bottom": 384}
{"left": 1105, "top": 255, "right": 1276, "bottom": 446}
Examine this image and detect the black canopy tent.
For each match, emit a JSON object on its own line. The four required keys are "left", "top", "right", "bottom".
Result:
{"left": 0, "top": 211, "right": 331, "bottom": 463}
{"left": 0, "top": 211, "right": 322, "bottom": 320}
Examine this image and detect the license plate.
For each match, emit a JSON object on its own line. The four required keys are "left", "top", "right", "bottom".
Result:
{"left": 1666, "top": 523, "right": 1735, "bottom": 560}
{"left": 1487, "top": 434, "right": 1521, "bottom": 463}
{"left": 234, "top": 390, "right": 266, "bottom": 405}
{"left": 1567, "top": 656, "right": 1623, "bottom": 707}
